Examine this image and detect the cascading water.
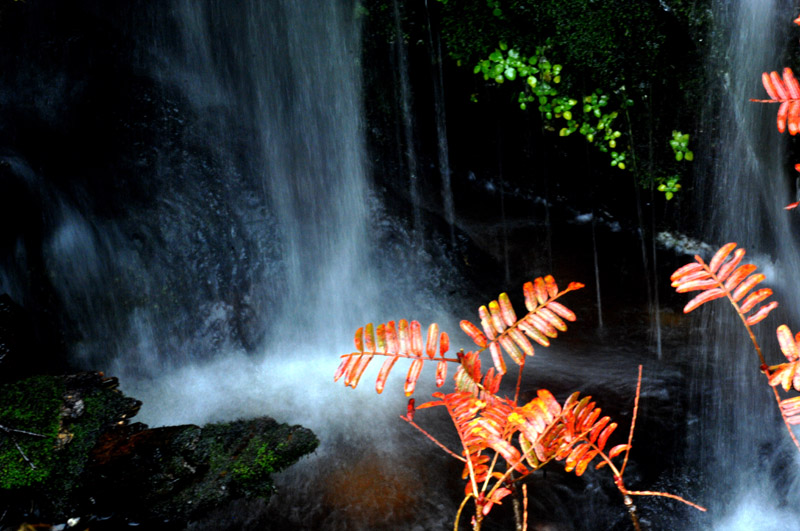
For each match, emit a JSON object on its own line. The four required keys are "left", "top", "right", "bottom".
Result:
{"left": 392, "top": 0, "right": 424, "bottom": 248}
{"left": 107, "top": 2, "right": 468, "bottom": 528}
{"left": 691, "top": 0, "right": 800, "bottom": 526}
{"left": 424, "top": 0, "right": 456, "bottom": 247}
{"left": 0, "top": 1, "right": 460, "bottom": 527}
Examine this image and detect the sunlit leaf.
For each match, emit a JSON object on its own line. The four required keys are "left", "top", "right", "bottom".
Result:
{"left": 398, "top": 319, "right": 410, "bottom": 355}
{"left": 334, "top": 354, "right": 356, "bottom": 382}
{"left": 716, "top": 249, "right": 746, "bottom": 282}
{"left": 405, "top": 358, "right": 424, "bottom": 396}
{"left": 683, "top": 288, "right": 725, "bottom": 313}
{"left": 534, "top": 277, "right": 548, "bottom": 304}
{"left": 499, "top": 335, "right": 524, "bottom": 365}
{"left": 731, "top": 274, "right": 765, "bottom": 302}
{"left": 670, "top": 262, "right": 704, "bottom": 282}
{"left": 777, "top": 324, "right": 799, "bottom": 361}
{"left": 523, "top": 281, "right": 537, "bottom": 312}
{"left": 479, "top": 305, "right": 498, "bottom": 340}
{"left": 723, "top": 264, "right": 757, "bottom": 290}
{"left": 745, "top": 301, "right": 778, "bottom": 326}
{"left": 364, "top": 323, "right": 376, "bottom": 352}
{"left": 375, "top": 356, "right": 399, "bottom": 394}
{"left": 386, "top": 320, "right": 398, "bottom": 353}
{"left": 740, "top": 288, "right": 773, "bottom": 313}
{"left": 410, "top": 320, "right": 423, "bottom": 357}
{"left": 596, "top": 422, "right": 618, "bottom": 449}
{"left": 460, "top": 320, "right": 488, "bottom": 348}
{"left": 538, "top": 306, "right": 567, "bottom": 331}
{"left": 376, "top": 323, "right": 386, "bottom": 353}
{"left": 675, "top": 279, "right": 719, "bottom": 293}
{"left": 517, "top": 318, "right": 550, "bottom": 346}
{"left": 488, "top": 300, "right": 508, "bottom": 334}
{"left": 498, "top": 292, "right": 517, "bottom": 327}
{"left": 489, "top": 342, "right": 507, "bottom": 375}
{"left": 435, "top": 360, "right": 447, "bottom": 387}
{"left": 709, "top": 242, "right": 737, "bottom": 273}
{"left": 354, "top": 326, "right": 365, "bottom": 352}
{"left": 508, "top": 327, "right": 535, "bottom": 357}
{"left": 547, "top": 301, "right": 577, "bottom": 321}
{"left": 608, "top": 443, "right": 631, "bottom": 459}
{"left": 348, "top": 353, "right": 374, "bottom": 388}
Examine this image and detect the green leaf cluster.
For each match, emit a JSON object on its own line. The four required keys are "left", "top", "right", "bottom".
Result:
{"left": 656, "top": 175, "right": 682, "bottom": 200}
{"left": 475, "top": 41, "right": 628, "bottom": 170}
{"left": 669, "top": 130, "right": 693, "bottom": 162}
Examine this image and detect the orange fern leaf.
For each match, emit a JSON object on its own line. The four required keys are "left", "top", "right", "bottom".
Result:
{"left": 768, "top": 325, "right": 800, "bottom": 392}
{"left": 335, "top": 319, "right": 453, "bottom": 395}
{"left": 460, "top": 276, "right": 583, "bottom": 375}
{"left": 752, "top": 68, "right": 800, "bottom": 134}
{"left": 509, "top": 390, "right": 618, "bottom": 477}
{"left": 780, "top": 396, "right": 800, "bottom": 425}
{"left": 671, "top": 242, "right": 778, "bottom": 326}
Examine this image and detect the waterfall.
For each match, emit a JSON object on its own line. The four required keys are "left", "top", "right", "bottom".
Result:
{"left": 693, "top": 0, "right": 800, "bottom": 526}
{"left": 392, "top": 0, "right": 423, "bottom": 248}
{"left": 424, "top": 0, "right": 456, "bottom": 247}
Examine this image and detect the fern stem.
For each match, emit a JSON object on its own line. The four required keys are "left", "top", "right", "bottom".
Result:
{"left": 454, "top": 494, "right": 473, "bottom": 531}
{"left": 522, "top": 483, "right": 528, "bottom": 531}
{"left": 620, "top": 365, "right": 642, "bottom": 477}
{"left": 625, "top": 490, "right": 707, "bottom": 512}
{"left": 514, "top": 358, "right": 525, "bottom": 405}
{"left": 401, "top": 417, "right": 465, "bottom": 462}
{"left": 728, "top": 297, "right": 767, "bottom": 368}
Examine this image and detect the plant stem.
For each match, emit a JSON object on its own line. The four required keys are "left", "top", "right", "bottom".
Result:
{"left": 620, "top": 365, "right": 642, "bottom": 477}
{"left": 401, "top": 417, "right": 465, "bottom": 461}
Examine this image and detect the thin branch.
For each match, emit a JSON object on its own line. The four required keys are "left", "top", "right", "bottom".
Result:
{"left": 454, "top": 494, "right": 473, "bottom": 531}
{"left": 0, "top": 424, "right": 47, "bottom": 438}
{"left": 522, "top": 483, "right": 528, "bottom": 531}
{"left": 514, "top": 358, "right": 525, "bottom": 406}
{"left": 401, "top": 416, "right": 465, "bottom": 461}
{"left": 625, "top": 490, "right": 707, "bottom": 512}
{"left": 620, "top": 365, "right": 642, "bottom": 477}
{"left": 0, "top": 424, "right": 48, "bottom": 471}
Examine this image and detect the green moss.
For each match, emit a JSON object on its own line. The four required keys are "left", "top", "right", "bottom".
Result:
{"left": 0, "top": 376, "right": 63, "bottom": 489}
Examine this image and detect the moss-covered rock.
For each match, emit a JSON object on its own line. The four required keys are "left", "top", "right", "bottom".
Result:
{"left": 0, "top": 373, "right": 318, "bottom": 527}
{"left": 84, "top": 417, "right": 318, "bottom": 524}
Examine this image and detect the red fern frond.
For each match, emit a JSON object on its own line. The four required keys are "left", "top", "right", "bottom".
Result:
{"left": 460, "top": 276, "right": 583, "bottom": 376}
{"left": 507, "top": 390, "right": 619, "bottom": 478}
{"left": 335, "top": 319, "right": 454, "bottom": 395}
{"left": 670, "top": 242, "right": 778, "bottom": 326}
{"left": 751, "top": 68, "right": 800, "bottom": 135}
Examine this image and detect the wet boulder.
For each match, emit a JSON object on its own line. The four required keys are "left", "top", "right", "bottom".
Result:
{"left": 0, "top": 372, "right": 318, "bottom": 528}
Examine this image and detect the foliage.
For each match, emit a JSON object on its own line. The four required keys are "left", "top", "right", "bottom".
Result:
{"left": 434, "top": 0, "right": 698, "bottom": 200}
{"left": 336, "top": 276, "right": 704, "bottom": 529}
{"left": 750, "top": 15, "right": 800, "bottom": 208}
{"left": 471, "top": 40, "right": 629, "bottom": 171}
{"left": 671, "top": 242, "right": 800, "bottom": 451}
